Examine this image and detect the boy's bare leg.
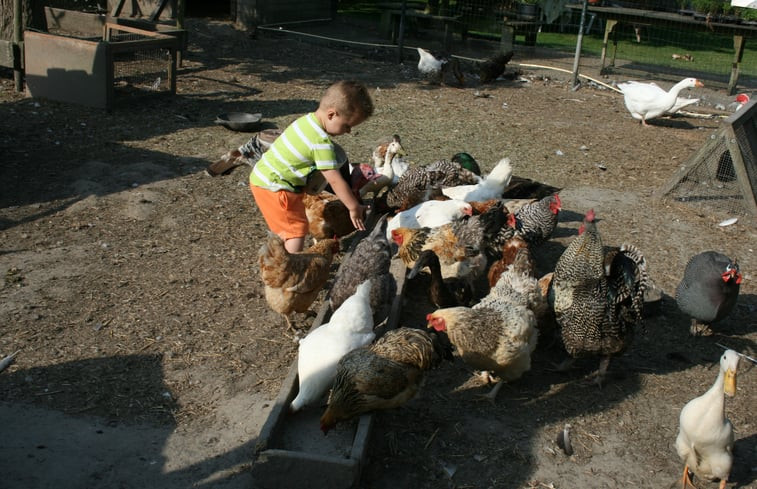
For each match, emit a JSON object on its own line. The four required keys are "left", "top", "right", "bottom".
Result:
{"left": 285, "top": 237, "right": 305, "bottom": 253}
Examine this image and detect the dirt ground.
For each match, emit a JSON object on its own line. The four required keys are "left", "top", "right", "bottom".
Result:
{"left": 1, "top": 14, "right": 756, "bottom": 489}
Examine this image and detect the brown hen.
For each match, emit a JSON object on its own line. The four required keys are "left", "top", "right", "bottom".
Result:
{"left": 303, "top": 191, "right": 356, "bottom": 242}
{"left": 258, "top": 233, "right": 339, "bottom": 330}
{"left": 320, "top": 327, "right": 448, "bottom": 433}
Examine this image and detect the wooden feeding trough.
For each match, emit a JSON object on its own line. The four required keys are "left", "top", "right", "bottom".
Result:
{"left": 251, "top": 217, "right": 408, "bottom": 489}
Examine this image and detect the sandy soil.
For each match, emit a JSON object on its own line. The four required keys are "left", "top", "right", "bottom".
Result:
{"left": 1, "top": 15, "right": 755, "bottom": 489}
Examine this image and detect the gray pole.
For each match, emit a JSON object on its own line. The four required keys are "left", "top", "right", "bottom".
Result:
{"left": 13, "top": 0, "right": 22, "bottom": 91}
{"left": 571, "top": 0, "right": 589, "bottom": 88}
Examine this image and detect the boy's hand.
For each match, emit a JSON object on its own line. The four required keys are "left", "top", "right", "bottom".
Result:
{"left": 349, "top": 204, "right": 367, "bottom": 231}
{"left": 322, "top": 168, "right": 368, "bottom": 231}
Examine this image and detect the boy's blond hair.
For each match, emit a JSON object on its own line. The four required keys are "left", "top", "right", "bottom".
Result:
{"left": 319, "top": 80, "right": 374, "bottom": 120}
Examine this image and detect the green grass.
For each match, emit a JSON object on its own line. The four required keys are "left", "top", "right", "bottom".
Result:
{"left": 532, "top": 27, "right": 757, "bottom": 78}
{"left": 335, "top": 6, "right": 757, "bottom": 82}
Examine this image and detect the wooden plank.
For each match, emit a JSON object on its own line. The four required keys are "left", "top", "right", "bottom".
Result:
{"left": 24, "top": 30, "right": 111, "bottom": 109}
{"left": 44, "top": 7, "right": 106, "bottom": 36}
{"left": 0, "top": 40, "right": 16, "bottom": 69}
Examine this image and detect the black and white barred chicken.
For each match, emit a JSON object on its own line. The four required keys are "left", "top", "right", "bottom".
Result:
{"left": 548, "top": 209, "right": 649, "bottom": 386}
{"left": 508, "top": 193, "right": 562, "bottom": 246}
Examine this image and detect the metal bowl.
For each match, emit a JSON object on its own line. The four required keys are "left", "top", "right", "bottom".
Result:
{"left": 215, "top": 112, "right": 263, "bottom": 132}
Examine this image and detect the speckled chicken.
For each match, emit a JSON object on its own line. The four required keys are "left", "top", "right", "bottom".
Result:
{"left": 319, "top": 327, "right": 448, "bottom": 433}
{"left": 675, "top": 251, "right": 742, "bottom": 336}
{"left": 548, "top": 209, "right": 649, "bottom": 386}
{"left": 426, "top": 295, "right": 537, "bottom": 401}
{"left": 380, "top": 159, "right": 481, "bottom": 211}
{"left": 258, "top": 233, "right": 339, "bottom": 330}
{"left": 479, "top": 245, "right": 551, "bottom": 339}
{"left": 329, "top": 215, "right": 397, "bottom": 325}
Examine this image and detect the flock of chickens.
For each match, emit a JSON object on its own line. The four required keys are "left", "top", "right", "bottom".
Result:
{"left": 255, "top": 135, "right": 745, "bottom": 489}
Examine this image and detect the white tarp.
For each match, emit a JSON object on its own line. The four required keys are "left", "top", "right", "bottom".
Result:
{"left": 731, "top": 0, "right": 757, "bottom": 8}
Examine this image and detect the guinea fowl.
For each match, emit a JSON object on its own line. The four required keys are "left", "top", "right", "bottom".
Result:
{"left": 478, "top": 50, "right": 514, "bottom": 83}
{"left": 675, "top": 251, "right": 742, "bottom": 336}
{"left": 329, "top": 215, "right": 397, "bottom": 325}
{"left": 417, "top": 47, "right": 464, "bottom": 86}
{"left": 676, "top": 349, "right": 740, "bottom": 489}
{"left": 319, "top": 327, "right": 449, "bottom": 433}
{"left": 617, "top": 77, "right": 704, "bottom": 126}
{"left": 548, "top": 209, "right": 649, "bottom": 386}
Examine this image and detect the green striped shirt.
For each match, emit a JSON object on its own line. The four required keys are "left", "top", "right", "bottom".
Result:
{"left": 249, "top": 113, "right": 340, "bottom": 192}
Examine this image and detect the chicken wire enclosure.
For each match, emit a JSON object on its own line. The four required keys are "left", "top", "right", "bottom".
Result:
{"left": 105, "top": 24, "right": 178, "bottom": 96}
{"left": 656, "top": 100, "right": 757, "bottom": 217}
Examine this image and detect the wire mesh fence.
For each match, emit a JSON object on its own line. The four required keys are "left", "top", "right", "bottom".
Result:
{"left": 337, "top": 1, "right": 757, "bottom": 90}
{"left": 108, "top": 28, "right": 173, "bottom": 95}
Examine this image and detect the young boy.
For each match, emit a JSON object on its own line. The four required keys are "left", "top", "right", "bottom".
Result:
{"left": 250, "top": 80, "right": 374, "bottom": 253}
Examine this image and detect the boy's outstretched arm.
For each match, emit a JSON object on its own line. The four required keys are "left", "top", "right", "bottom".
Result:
{"left": 321, "top": 169, "right": 367, "bottom": 231}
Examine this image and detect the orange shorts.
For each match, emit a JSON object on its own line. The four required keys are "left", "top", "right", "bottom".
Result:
{"left": 250, "top": 184, "right": 309, "bottom": 240}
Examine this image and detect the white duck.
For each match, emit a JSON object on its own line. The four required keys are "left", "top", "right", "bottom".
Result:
{"left": 675, "top": 349, "right": 740, "bottom": 489}
{"left": 441, "top": 157, "right": 513, "bottom": 202}
{"left": 617, "top": 77, "right": 704, "bottom": 126}
{"left": 385, "top": 199, "right": 473, "bottom": 240}
{"left": 289, "top": 279, "right": 375, "bottom": 413}
{"left": 360, "top": 136, "right": 407, "bottom": 198}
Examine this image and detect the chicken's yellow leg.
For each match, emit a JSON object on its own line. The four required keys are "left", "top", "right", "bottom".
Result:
{"left": 681, "top": 465, "right": 697, "bottom": 489}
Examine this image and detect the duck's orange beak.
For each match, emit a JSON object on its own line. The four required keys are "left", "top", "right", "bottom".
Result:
{"left": 724, "top": 368, "right": 737, "bottom": 397}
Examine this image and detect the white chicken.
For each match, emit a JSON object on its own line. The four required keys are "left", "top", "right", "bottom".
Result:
{"left": 675, "top": 349, "right": 740, "bottom": 489}
{"left": 289, "top": 279, "right": 375, "bottom": 413}
{"left": 385, "top": 199, "right": 473, "bottom": 240}
{"left": 417, "top": 47, "right": 463, "bottom": 86}
{"left": 442, "top": 157, "right": 513, "bottom": 202}
{"left": 617, "top": 77, "right": 704, "bottom": 126}
{"left": 360, "top": 136, "right": 407, "bottom": 198}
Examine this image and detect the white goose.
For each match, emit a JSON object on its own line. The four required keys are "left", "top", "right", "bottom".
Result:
{"left": 360, "top": 136, "right": 406, "bottom": 198}
{"left": 675, "top": 349, "right": 740, "bottom": 489}
{"left": 617, "top": 77, "right": 703, "bottom": 126}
